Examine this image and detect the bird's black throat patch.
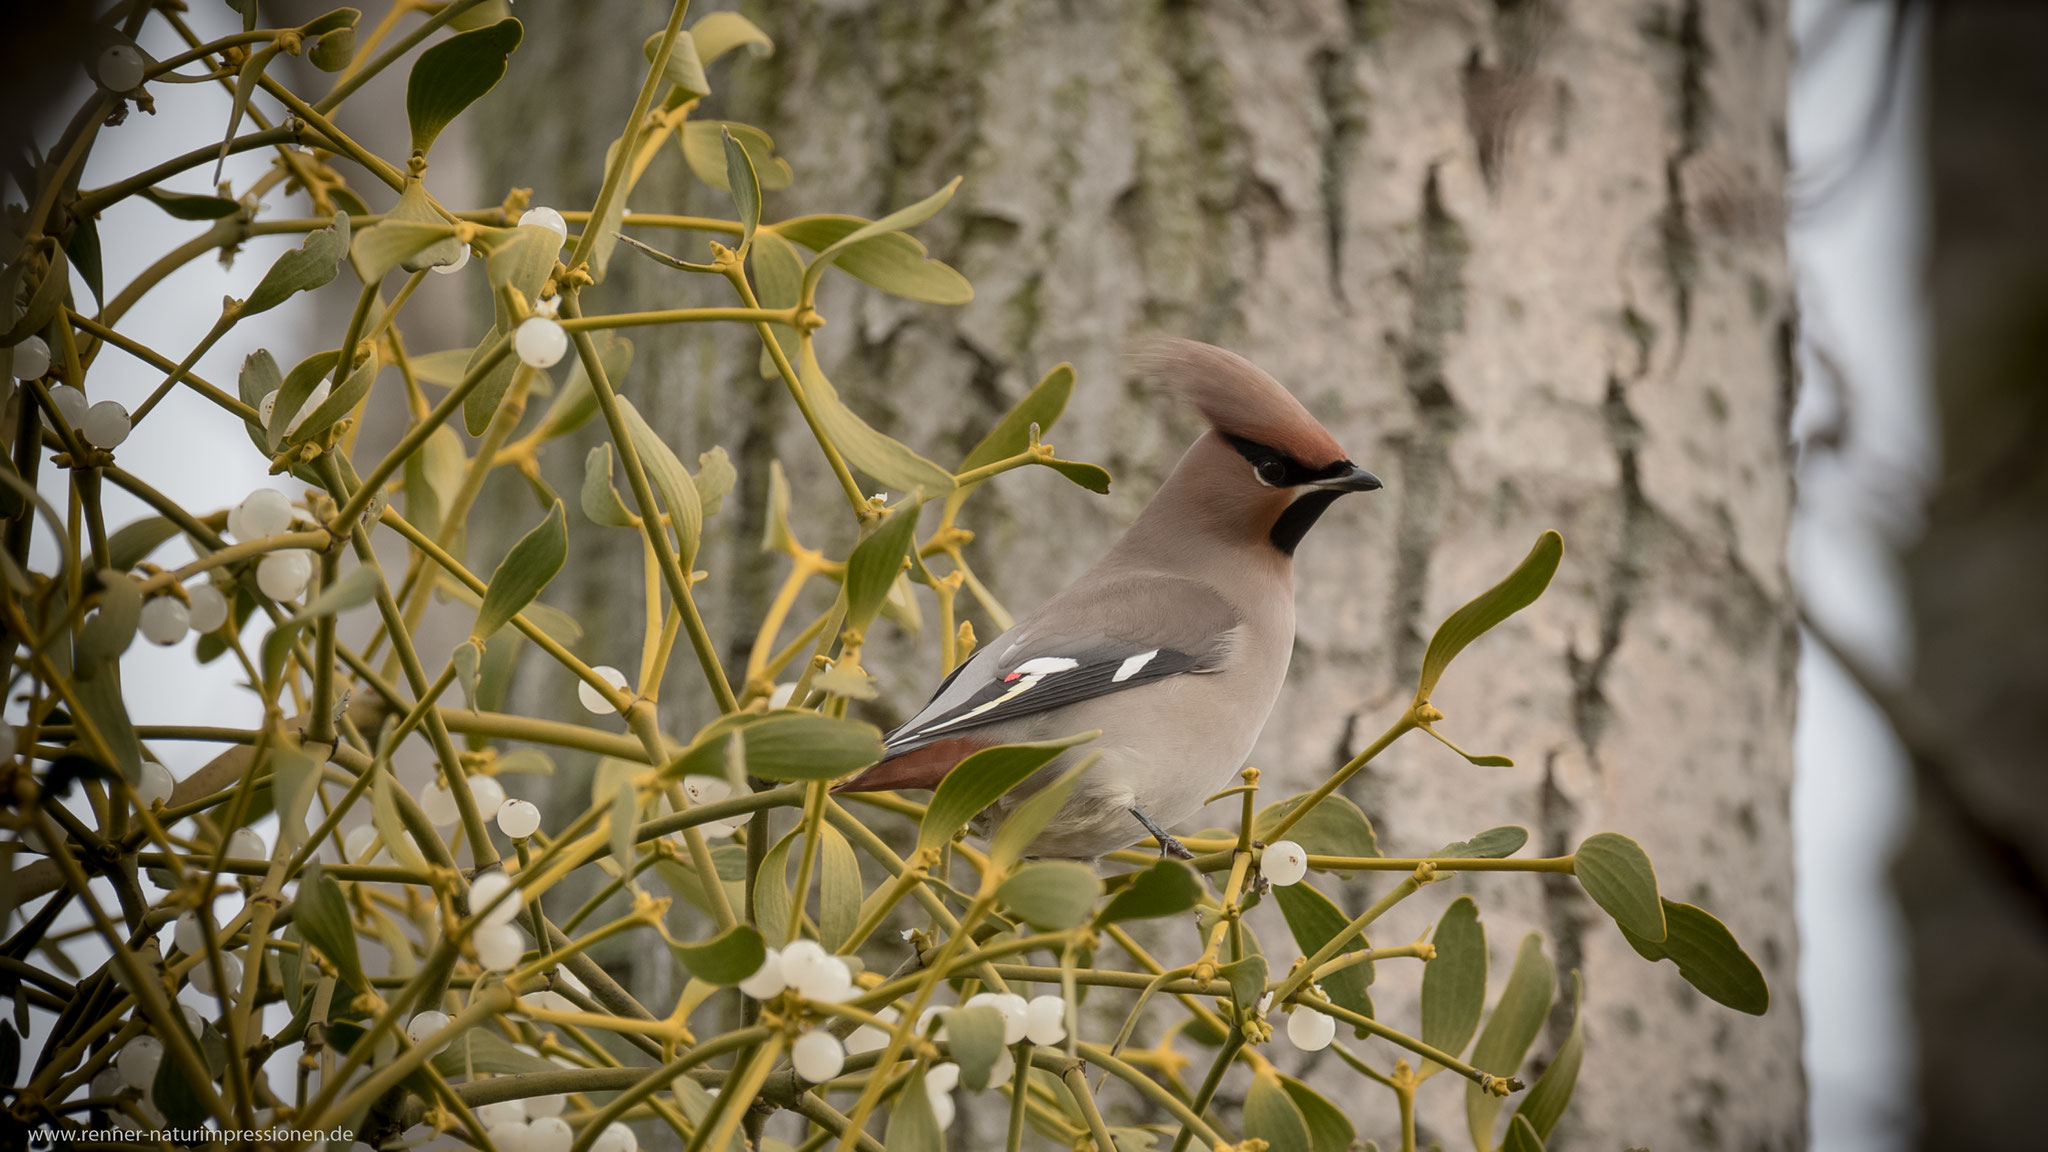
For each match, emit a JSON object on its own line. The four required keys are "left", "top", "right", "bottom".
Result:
{"left": 1270, "top": 489, "right": 1344, "bottom": 555}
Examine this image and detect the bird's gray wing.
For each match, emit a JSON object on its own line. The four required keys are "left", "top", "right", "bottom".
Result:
{"left": 882, "top": 573, "right": 1242, "bottom": 757}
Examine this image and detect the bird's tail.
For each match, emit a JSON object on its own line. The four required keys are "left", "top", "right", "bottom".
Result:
{"left": 831, "top": 736, "right": 989, "bottom": 793}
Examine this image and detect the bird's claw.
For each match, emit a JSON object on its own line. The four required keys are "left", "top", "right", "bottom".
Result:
{"left": 1129, "top": 805, "right": 1196, "bottom": 861}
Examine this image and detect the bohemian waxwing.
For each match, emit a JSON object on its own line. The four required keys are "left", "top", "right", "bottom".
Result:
{"left": 838, "top": 339, "right": 1382, "bottom": 859}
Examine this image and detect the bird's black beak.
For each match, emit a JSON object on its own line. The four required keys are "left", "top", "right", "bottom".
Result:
{"left": 1310, "top": 463, "right": 1384, "bottom": 493}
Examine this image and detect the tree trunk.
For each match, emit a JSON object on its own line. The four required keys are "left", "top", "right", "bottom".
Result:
{"left": 1900, "top": 6, "right": 2048, "bottom": 1149}
{"left": 473, "top": 1, "right": 1803, "bottom": 1147}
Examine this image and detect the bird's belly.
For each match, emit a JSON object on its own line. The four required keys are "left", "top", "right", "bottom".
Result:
{"left": 988, "top": 665, "right": 1285, "bottom": 859}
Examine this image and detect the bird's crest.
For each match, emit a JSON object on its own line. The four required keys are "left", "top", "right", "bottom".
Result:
{"left": 1133, "top": 338, "right": 1346, "bottom": 469}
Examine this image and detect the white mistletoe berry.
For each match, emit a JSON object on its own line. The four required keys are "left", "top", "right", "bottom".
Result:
{"left": 237, "top": 489, "right": 294, "bottom": 538}
{"left": 286, "top": 381, "right": 329, "bottom": 436}
{"left": 98, "top": 44, "right": 146, "bottom": 91}
{"left": 1262, "top": 840, "right": 1309, "bottom": 887}
{"left": 421, "top": 779, "right": 460, "bottom": 827}
{"left": 468, "top": 774, "right": 506, "bottom": 817}
{"left": 498, "top": 798, "right": 541, "bottom": 839}
{"left": 845, "top": 1006, "right": 900, "bottom": 1054}
{"left": 514, "top": 317, "right": 567, "bottom": 369}
{"left": 173, "top": 910, "right": 206, "bottom": 954}
{"left": 184, "top": 583, "right": 229, "bottom": 633}
{"left": 343, "top": 825, "right": 378, "bottom": 862}
{"left": 255, "top": 550, "right": 312, "bottom": 600}
{"left": 682, "top": 775, "right": 746, "bottom": 835}
{"left": 517, "top": 206, "right": 567, "bottom": 242}
{"left": 526, "top": 1117, "right": 573, "bottom": 1152}
{"left": 82, "top": 400, "right": 131, "bottom": 448}
{"left": 470, "top": 870, "right": 523, "bottom": 926}
{"left": 739, "top": 948, "right": 787, "bottom": 1000}
{"left": 779, "top": 939, "right": 829, "bottom": 983}
{"left": 926, "top": 1063, "right": 958, "bottom": 1128}
{"left": 792, "top": 1031, "right": 847, "bottom": 1082}
{"left": 524, "top": 1089, "right": 565, "bottom": 1118}
{"left": 135, "top": 760, "right": 174, "bottom": 809}
{"left": 138, "top": 597, "right": 188, "bottom": 646}
{"left": 966, "top": 991, "right": 1031, "bottom": 1046}
{"left": 477, "top": 1099, "right": 526, "bottom": 1128}
{"left": 47, "top": 386, "right": 89, "bottom": 432}
{"left": 189, "top": 952, "right": 240, "bottom": 996}
{"left": 797, "top": 958, "right": 856, "bottom": 1003}
{"left": 683, "top": 774, "right": 731, "bottom": 807}
{"left": 1285, "top": 1007, "right": 1336, "bottom": 1052}
{"left": 579, "top": 666, "right": 630, "bottom": 714}
{"left": 591, "top": 1122, "right": 635, "bottom": 1152}
{"left": 117, "top": 1037, "right": 163, "bottom": 1090}
{"left": 1024, "top": 996, "right": 1067, "bottom": 1046}
{"left": 13, "top": 336, "right": 51, "bottom": 380}
{"left": 406, "top": 1010, "right": 451, "bottom": 1052}
{"left": 475, "top": 923, "right": 524, "bottom": 971}
{"left": 987, "top": 1047, "right": 1016, "bottom": 1089}
{"left": 778, "top": 940, "right": 854, "bottom": 1002}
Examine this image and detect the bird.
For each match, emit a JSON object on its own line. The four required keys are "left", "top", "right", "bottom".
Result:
{"left": 836, "top": 339, "right": 1383, "bottom": 860}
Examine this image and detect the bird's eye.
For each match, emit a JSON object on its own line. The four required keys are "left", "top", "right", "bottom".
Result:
{"left": 1254, "top": 458, "right": 1288, "bottom": 486}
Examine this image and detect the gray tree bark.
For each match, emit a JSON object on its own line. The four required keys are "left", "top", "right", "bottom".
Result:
{"left": 471, "top": 1, "right": 1803, "bottom": 1148}
{"left": 1899, "top": 6, "right": 2048, "bottom": 1149}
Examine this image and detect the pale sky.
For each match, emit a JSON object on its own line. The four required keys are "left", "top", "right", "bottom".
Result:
{"left": 1787, "top": 0, "right": 1926, "bottom": 1147}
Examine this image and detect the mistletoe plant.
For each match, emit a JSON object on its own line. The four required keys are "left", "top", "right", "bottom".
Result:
{"left": 0, "top": 3, "right": 1769, "bottom": 1152}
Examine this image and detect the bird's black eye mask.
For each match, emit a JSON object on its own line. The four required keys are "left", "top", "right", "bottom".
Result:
{"left": 1220, "top": 433, "right": 1360, "bottom": 556}
{"left": 1219, "top": 433, "right": 1352, "bottom": 488}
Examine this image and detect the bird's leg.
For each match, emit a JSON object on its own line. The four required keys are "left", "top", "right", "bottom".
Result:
{"left": 1130, "top": 806, "right": 1196, "bottom": 861}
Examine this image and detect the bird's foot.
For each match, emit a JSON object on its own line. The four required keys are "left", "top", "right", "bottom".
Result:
{"left": 1130, "top": 805, "right": 1196, "bottom": 860}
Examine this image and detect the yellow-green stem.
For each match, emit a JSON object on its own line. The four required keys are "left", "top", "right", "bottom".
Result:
{"left": 334, "top": 334, "right": 511, "bottom": 527}
{"left": 564, "top": 0, "right": 691, "bottom": 273}
{"left": 726, "top": 271, "right": 867, "bottom": 516}
{"left": 784, "top": 779, "right": 830, "bottom": 945}
{"left": 687, "top": 1035, "right": 787, "bottom": 1152}
{"left": 560, "top": 293, "right": 737, "bottom": 713}
{"left": 1265, "top": 712, "right": 1416, "bottom": 841}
